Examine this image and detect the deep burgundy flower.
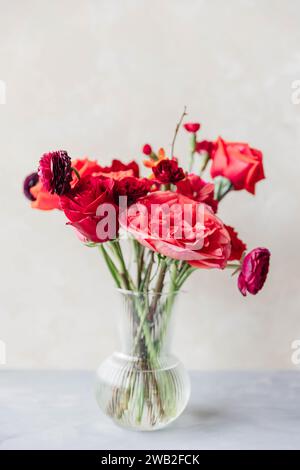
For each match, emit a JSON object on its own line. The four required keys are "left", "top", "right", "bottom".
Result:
{"left": 238, "top": 248, "right": 270, "bottom": 296}
{"left": 114, "top": 176, "right": 152, "bottom": 205}
{"left": 152, "top": 159, "right": 185, "bottom": 184}
{"left": 38, "top": 150, "right": 72, "bottom": 195}
{"left": 183, "top": 122, "right": 201, "bottom": 133}
{"left": 142, "top": 144, "right": 152, "bottom": 156}
{"left": 23, "top": 172, "right": 39, "bottom": 201}
{"left": 195, "top": 140, "right": 215, "bottom": 155}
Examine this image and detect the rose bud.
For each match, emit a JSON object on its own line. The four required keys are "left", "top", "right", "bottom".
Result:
{"left": 183, "top": 122, "right": 201, "bottom": 133}
{"left": 142, "top": 144, "right": 152, "bottom": 156}
{"left": 238, "top": 247, "right": 270, "bottom": 296}
{"left": 152, "top": 159, "right": 185, "bottom": 184}
{"left": 23, "top": 172, "right": 39, "bottom": 201}
{"left": 38, "top": 150, "right": 72, "bottom": 195}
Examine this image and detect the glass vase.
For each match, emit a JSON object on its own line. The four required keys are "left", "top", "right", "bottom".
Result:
{"left": 95, "top": 289, "right": 190, "bottom": 431}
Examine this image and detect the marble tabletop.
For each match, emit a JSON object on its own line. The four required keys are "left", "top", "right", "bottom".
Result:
{"left": 0, "top": 370, "right": 299, "bottom": 450}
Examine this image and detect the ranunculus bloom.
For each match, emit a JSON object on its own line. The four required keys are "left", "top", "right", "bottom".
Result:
{"left": 23, "top": 172, "right": 39, "bottom": 201}
{"left": 121, "top": 191, "right": 231, "bottom": 268}
{"left": 38, "top": 150, "right": 72, "bottom": 195}
{"left": 210, "top": 137, "right": 265, "bottom": 194}
{"left": 238, "top": 247, "right": 270, "bottom": 296}
{"left": 195, "top": 140, "right": 215, "bottom": 155}
{"left": 184, "top": 123, "right": 201, "bottom": 133}
{"left": 225, "top": 225, "right": 247, "bottom": 261}
{"left": 60, "top": 176, "right": 117, "bottom": 243}
{"left": 176, "top": 173, "right": 218, "bottom": 213}
{"left": 142, "top": 144, "right": 152, "bottom": 156}
{"left": 152, "top": 159, "right": 185, "bottom": 184}
{"left": 114, "top": 176, "right": 152, "bottom": 205}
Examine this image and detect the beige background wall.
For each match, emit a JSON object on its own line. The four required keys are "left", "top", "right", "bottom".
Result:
{"left": 0, "top": 0, "right": 299, "bottom": 369}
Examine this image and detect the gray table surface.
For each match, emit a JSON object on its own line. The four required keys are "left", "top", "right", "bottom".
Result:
{"left": 0, "top": 370, "right": 299, "bottom": 450}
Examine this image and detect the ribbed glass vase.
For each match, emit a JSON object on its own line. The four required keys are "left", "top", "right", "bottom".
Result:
{"left": 95, "top": 289, "right": 190, "bottom": 431}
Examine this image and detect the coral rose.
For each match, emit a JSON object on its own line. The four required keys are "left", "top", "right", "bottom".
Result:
{"left": 210, "top": 137, "right": 265, "bottom": 194}
{"left": 121, "top": 191, "right": 231, "bottom": 268}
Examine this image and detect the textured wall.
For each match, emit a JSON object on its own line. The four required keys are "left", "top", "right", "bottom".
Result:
{"left": 1, "top": 0, "right": 299, "bottom": 369}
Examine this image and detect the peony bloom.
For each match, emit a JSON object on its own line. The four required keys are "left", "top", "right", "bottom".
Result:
{"left": 121, "top": 191, "right": 231, "bottom": 268}
{"left": 38, "top": 150, "right": 72, "bottom": 195}
{"left": 225, "top": 225, "right": 247, "bottom": 261}
{"left": 142, "top": 144, "right": 152, "bottom": 156}
{"left": 195, "top": 140, "right": 215, "bottom": 156}
{"left": 184, "top": 123, "right": 201, "bottom": 133}
{"left": 60, "top": 176, "right": 117, "bottom": 243}
{"left": 152, "top": 159, "right": 185, "bottom": 184}
{"left": 176, "top": 173, "right": 218, "bottom": 213}
{"left": 23, "top": 172, "right": 39, "bottom": 201}
{"left": 114, "top": 176, "right": 152, "bottom": 205}
{"left": 210, "top": 137, "right": 265, "bottom": 194}
{"left": 238, "top": 247, "right": 270, "bottom": 296}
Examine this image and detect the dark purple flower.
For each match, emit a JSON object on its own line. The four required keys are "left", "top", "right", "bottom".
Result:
{"left": 38, "top": 150, "right": 72, "bottom": 195}
{"left": 23, "top": 172, "right": 39, "bottom": 201}
{"left": 238, "top": 247, "right": 270, "bottom": 296}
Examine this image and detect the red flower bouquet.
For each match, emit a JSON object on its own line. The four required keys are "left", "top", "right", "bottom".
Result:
{"left": 24, "top": 111, "right": 270, "bottom": 431}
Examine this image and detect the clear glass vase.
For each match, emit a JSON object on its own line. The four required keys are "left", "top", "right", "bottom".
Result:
{"left": 95, "top": 289, "right": 190, "bottom": 431}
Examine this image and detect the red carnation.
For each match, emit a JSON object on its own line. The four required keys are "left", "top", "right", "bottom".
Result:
{"left": 142, "top": 144, "right": 152, "bottom": 156}
{"left": 238, "top": 248, "right": 270, "bottom": 296}
{"left": 114, "top": 176, "right": 152, "bottom": 205}
{"left": 38, "top": 150, "right": 72, "bottom": 195}
{"left": 96, "top": 159, "right": 139, "bottom": 178}
{"left": 184, "top": 123, "right": 201, "bottom": 133}
{"left": 176, "top": 174, "right": 218, "bottom": 213}
{"left": 152, "top": 159, "right": 185, "bottom": 184}
{"left": 225, "top": 225, "right": 247, "bottom": 261}
{"left": 195, "top": 140, "right": 215, "bottom": 155}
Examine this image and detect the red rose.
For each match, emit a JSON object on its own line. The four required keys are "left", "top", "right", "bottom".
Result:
{"left": 210, "top": 137, "right": 265, "bottom": 194}
{"left": 184, "top": 123, "right": 201, "bottom": 133}
{"left": 225, "top": 225, "right": 247, "bottom": 261}
{"left": 238, "top": 247, "right": 270, "bottom": 296}
{"left": 114, "top": 176, "right": 152, "bottom": 205}
{"left": 60, "top": 176, "right": 117, "bottom": 242}
{"left": 121, "top": 191, "right": 231, "bottom": 269}
{"left": 176, "top": 173, "right": 218, "bottom": 213}
{"left": 152, "top": 159, "right": 185, "bottom": 184}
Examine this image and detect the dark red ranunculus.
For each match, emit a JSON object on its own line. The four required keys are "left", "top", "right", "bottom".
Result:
{"left": 210, "top": 137, "right": 265, "bottom": 194}
{"left": 225, "top": 225, "right": 247, "bottom": 261}
{"left": 184, "top": 122, "right": 201, "bottom": 133}
{"left": 238, "top": 247, "right": 270, "bottom": 296}
{"left": 23, "top": 172, "right": 39, "bottom": 201}
{"left": 60, "top": 176, "right": 117, "bottom": 242}
{"left": 38, "top": 150, "right": 72, "bottom": 195}
{"left": 195, "top": 140, "right": 215, "bottom": 155}
{"left": 176, "top": 173, "right": 218, "bottom": 213}
{"left": 152, "top": 159, "right": 185, "bottom": 184}
{"left": 114, "top": 176, "right": 152, "bottom": 205}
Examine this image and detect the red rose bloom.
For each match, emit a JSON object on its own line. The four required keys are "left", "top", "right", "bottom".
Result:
{"left": 152, "top": 159, "right": 185, "bottom": 184}
{"left": 238, "top": 247, "right": 270, "bottom": 296}
{"left": 225, "top": 225, "right": 247, "bottom": 261}
{"left": 38, "top": 150, "right": 72, "bottom": 195}
{"left": 184, "top": 123, "right": 201, "bottom": 133}
{"left": 114, "top": 176, "right": 152, "bottom": 205}
{"left": 60, "top": 176, "right": 117, "bottom": 242}
{"left": 210, "top": 137, "right": 265, "bottom": 194}
{"left": 176, "top": 174, "right": 218, "bottom": 213}
{"left": 122, "top": 191, "right": 231, "bottom": 269}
